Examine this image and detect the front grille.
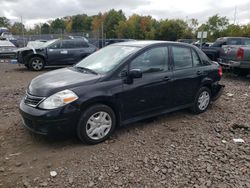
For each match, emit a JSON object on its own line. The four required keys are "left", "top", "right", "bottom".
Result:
{"left": 24, "top": 93, "right": 45, "bottom": 107}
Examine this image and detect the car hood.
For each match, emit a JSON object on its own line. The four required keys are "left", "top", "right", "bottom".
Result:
{"left": 28, "top": 68, "right": 101, "bottom": 97}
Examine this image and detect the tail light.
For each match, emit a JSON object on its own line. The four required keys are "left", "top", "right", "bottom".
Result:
{"left": 236, "top": 48, "right": 244, "bottom": 60}
{"left": 218, "top": 66, "right": 223, "bottom": 77}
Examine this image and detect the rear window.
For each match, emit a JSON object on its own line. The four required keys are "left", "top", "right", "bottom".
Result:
{"left": 227, "top": 39, "right": 241, "bottom": 45}
{"left": 61, "top": 40, "right": 75, "bottom": 48}
{"left": 75, "top": 40, "right": 89, "bottom": 48}
{"left": 172, "top": 46, "right": 192, "bottom": 70}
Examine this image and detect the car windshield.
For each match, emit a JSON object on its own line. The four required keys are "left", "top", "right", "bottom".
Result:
{"left": 42, "top": 39, "right": 58, "bottom": 48}
{"left": 75, "top": 45, "right": 140, "bottom": 74}
{"left": 27, "top": 41, "right": 46, "bottom": 48}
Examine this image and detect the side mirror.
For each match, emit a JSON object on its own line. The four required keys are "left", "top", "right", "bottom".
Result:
{"left": 128, "top": 69, "right": 142, "bottom": 79}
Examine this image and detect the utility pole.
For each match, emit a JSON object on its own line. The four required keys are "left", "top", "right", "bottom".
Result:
{"left": 21, "top": 16, "right": 25, "bottom": 47}
{"left": 101, "top": 22, "right": 104, "bottom": 48}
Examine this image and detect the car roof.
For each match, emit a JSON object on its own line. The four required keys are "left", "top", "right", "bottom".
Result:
{"left": 217, "top": 37, "right": 250, "bottom": 40}
{"left": 111, "top": 40, "right": 193, "bottom": 48}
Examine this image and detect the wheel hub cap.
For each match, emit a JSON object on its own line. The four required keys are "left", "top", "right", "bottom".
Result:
{"left": 198, "top": 91, "right": 210, "bottom": 111}
{"left": 86, "top": 111, "right": 112, "bottom": 140}
{"left": 32, "top": 59, "right": 43, "bottom": 70}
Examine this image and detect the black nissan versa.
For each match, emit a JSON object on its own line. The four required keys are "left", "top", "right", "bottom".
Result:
{"left": 19, "top": 41, "right": 224, "bottom": 144}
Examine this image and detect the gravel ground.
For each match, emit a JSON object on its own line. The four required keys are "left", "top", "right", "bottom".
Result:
{"left": 0, "top": 63, "right": 249, "bottom": 188}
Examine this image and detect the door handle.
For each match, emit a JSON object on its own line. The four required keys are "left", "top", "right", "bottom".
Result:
{"left": 162, "top": 76, "right": 171, "bottom": 81}
{"left": 196, "top": 71, "right": 202, "bottom": 75}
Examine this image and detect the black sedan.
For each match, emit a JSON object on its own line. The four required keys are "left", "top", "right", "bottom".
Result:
{"left": 19, "top": 41, "right": 224, "bottom": 144}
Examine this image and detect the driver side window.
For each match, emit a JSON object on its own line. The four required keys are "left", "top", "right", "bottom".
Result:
{"left": 49, "top": 41, "right": 61, "bottom": 49}
{"left": 130, "top": 47, "right": 168, "bottom": 73}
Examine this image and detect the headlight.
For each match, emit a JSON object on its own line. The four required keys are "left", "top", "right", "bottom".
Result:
{"left": 39, "top": 90, "right": 78, "bottom": 110}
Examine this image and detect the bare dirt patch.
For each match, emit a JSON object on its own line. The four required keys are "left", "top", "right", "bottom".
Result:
{"left": 0, "top": 63, "right": 249, "bottom": 187}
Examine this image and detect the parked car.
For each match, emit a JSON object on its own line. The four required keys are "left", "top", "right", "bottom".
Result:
{"left": 0, "top": 27, "right": 9, "bottom": 35}
{"left": 202, "top": 37, "right": 250, "bottom": 61}
{"left": 219, "top": 44, "right": 250, "bottom": 76}
{"left": 16, "top": 39, "right": 97, "bottom": 71}
{"left": 19, "top": 41, "right": 224, "bottom": 144}
{"left": 0, "top": 32, "right": 18, "bottom": 47}
{"left": 0, "top": 40, "right": 17, "bottom": 59}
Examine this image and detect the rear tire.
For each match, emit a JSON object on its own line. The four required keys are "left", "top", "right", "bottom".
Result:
{"left": 29, "top": 57, "right": 45, "bottom": 71}
{"left": 77, "top": 104, "right": 116, "bottom": 144}
{"left": 191, "top": 87, "right": 211, "bottom": 114}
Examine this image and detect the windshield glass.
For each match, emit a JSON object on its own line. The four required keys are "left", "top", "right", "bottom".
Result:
{"left": 27, "top": 41, "right": 46, "bottom": 48}
{"left": 42, "top": 39, "right": 58, "bottom": 48}
{"left": 75, "top": 45, "right": 140, "bottom": 74}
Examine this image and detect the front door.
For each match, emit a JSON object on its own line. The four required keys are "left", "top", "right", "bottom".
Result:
{"left": 119, "top": 46, "right": 174, "bottom": 121}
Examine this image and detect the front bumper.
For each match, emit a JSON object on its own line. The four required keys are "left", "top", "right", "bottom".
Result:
{"left": 19, "top": 99, "right": 81, "bottom": 135}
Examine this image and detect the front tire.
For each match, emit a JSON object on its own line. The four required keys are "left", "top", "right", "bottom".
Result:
{"left": 191, "top": 87, "right": 211, "bottom": 114}
{"left": 29, "top": 57, "right": 45, "bottom": 71}
{"left": 77, "top": 104, "right": 116, "bottom": 144}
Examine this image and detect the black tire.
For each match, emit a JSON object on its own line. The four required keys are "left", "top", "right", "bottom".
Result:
{"left": 233, "top": 68, "right": 249, "bottom": 77}
{"left": 29, "top": 56, "right": 45, "bottom": 71}
{"left": 77, "top": 104, "right": 116, "bottom": 144}
{"left": 191, "top": 87, "right": 211, "bottom": 114}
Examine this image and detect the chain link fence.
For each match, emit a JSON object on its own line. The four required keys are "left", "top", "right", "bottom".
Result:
{"left": 13, "top": 30, "right": 104, "bottom": 48}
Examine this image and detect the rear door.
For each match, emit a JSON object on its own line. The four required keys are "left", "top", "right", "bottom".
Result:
{"left": 74, "top": 40, "right": 93, "bottom": 62}
{"left": 171, "top": 45, "right": 206, "bottom": 106}
{"left": 46, "top": 40, "right": 64, "bottom": 65}
{"left": 59, "top": 40, "right": 77, "bottom": 65}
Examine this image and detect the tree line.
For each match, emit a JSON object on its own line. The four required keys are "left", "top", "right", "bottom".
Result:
{"left": 1, "top": 9, "right": 250, "bottom": 42}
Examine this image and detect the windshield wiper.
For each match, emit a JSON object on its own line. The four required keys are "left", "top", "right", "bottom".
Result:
{"left": 74, "top": 66, "right": 98, "bottom": 75}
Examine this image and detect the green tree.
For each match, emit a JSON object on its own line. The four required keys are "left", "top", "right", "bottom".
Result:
{"left": 41, "top": 23, "right": 50, "bottom": 34}
{"left": 198, "top": 14, "right": 229, "bottom": 41}
{"left": 156, "top": 19, "right": 191, "bottom": 41}
{"left": 104, "top": 9, "right": 126, "bottom": 38}
{"left": 224, "top": 24, "right": 243, "bottom": 37}
{"left": 50, "top": 18, "right": 65, "bottom": 34}
{"left": 10, "top": 22, "right": 25, "bottom": 35}
{"left": 0, "top": 17, "right": 10, "bottom": 28}
{"left": 115, "top": 14, "right": 157, "bottom": 39}
{"left": 242, "top": 24, "right": 250, "bottom": 37}
{"left": 72, "top": 15, "right": 84, "bottom": 32}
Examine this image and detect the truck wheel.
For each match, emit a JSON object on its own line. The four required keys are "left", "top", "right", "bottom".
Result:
{"left": 191, "top": 87, "right": 211, "bottom": 114}
{"left": 77, "top": 104, "right": 116, "bottom": 144}
{"left": 233, "top": 68, "right": 249, "bottom": 77}
{"left": 29, "top": 57, "right": 45, "bottom": 71}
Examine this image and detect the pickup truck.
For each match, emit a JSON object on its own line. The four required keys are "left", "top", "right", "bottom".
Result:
{"left": 219, "top": 45, "right": 250, "bottom": 76}
{"left": 17, "top": 38, "right": 97, "bottom": 71}
{"left": 202, "top": 37, "right": 250, "bottom": 61}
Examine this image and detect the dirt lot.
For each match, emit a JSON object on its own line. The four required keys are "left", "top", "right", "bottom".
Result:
{"left": 0, "top": 63, "right": 249, "bottom": 188}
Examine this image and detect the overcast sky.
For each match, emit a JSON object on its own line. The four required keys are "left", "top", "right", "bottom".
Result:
{"left": 1, "top": 0, "right": 250, "bottom": 28}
